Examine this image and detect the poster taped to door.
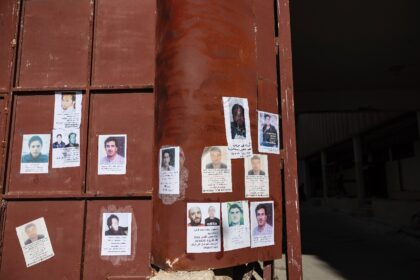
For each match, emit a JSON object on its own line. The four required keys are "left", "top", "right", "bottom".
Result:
{"left": 53, "top": 91, "right": 82, "bottom": 129}
{"left": 159, "top": 146, "right": 180, "bottom": 195}
{"left": 250, "top": 201, "right": 275, "bottom": 248}
{"left": 222, "top": 97, "right": 252, "bottom": 158}
{"left": 186, "top": 203, "right": 221, "bottom": 253}
{"left": 101, "top": 213, "right": 132, "bottom": 256}
{"left": 201, "top": 146, "right": 232, "bottom": 193}
{"left": 16, "top": 217, "right": 54, "bottom": 267}
{"left": 257, "top": 111, "right": 280, "bottom": 154}
{"left": 244, "top": 154, "right": 269, "bottom": 198}
{"left": 52, "top": 129, "right": 80, "bottom": 168}
{"left": 221, "top": 201, "right": 250, "bottom": 251}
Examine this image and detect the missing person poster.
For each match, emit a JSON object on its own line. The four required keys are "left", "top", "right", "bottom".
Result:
{"left": 222, "top": 97, "right": 252, "bottom": 159}
{"left": 258, "top": 111, "right": 280, "bottom": 154}
{"left": 250, "top": 201, "right": 275, "bottom": 248}
{"left": 53, "top": 91, "right": 82, "bottom": 129}
{"left": 221, "top": 201, "right": 250, "bottom": 251}
{"left": 245, "top": 154, "right": 269, "bottom": 198}
{"left": 187, "top": 203, "right": 221, "bottom": 253}
{"left": 98, "top": 135, "right": 127, "bottom": 175}
{"left": 201, "top": 146, "right": 232, "bottom": 193}
{"left": 159, "top": 146, "right": 180, "bottom": 195}
{"left": 16, "top": 217, "right": 54, "bottom": 267}
{"left": 20, "top": 134, "right": 50, "bottom": 174}
{"left": 101, "top": 213, "right": 132, "bottom": 256}
{"left": 51, "top": 129, "right": 80, "bottom": 168}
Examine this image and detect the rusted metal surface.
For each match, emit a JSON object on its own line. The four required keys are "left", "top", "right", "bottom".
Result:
{"left": 83, "top": 200, "right": 152, "bottom": 279}
{"left": 87, "top": 92, "right": 154, "bottom": 195}
{"left": 0, "top": 94, "right": 8, "bottom": 192}
{"left": 0, "top": 200, "right": 7, "bottom": 272}
{"left": 0, "top": 201, "right": 85, "bottom": 279}
{"left": 153, "top": 0, "right": 283, "bottom": 271}
{"left": 0, "top": 0, "right": 18, "bottom": 91}
{"left": 263, "top": 261, "right": 273, "bottom": 280}
{"left": 92, "top": 0, "right": 156, "bottom": 87}
{"left": 277, "top": 0, "right": 303, "bottom": 279}
{"left": 16, "top": 0, "right": 91, "bottom": 88}
{"left": 6, "top": 93, "right": 86, "bottom": 194}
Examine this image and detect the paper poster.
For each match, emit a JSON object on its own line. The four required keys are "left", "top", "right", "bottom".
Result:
{"left": 101, "top": 213, "right": 132, "bottom": 256}
{"left": 221, "top": 201, "right": 250, "bottom": 251}
{"left": 16, "top": 217, "right": 54, "bottom": 267}
{"left": 250, "top": 201, "right": 275, "bottom": 248}
{"left": 222, "top": 97, "right": 252, "bottom": 158}
{"left": 20, "top": 134, "right": 50, "bottom": 174}
{"left": 258, "top": 111, "right": 280, "bottom": 154}
{"left": 201, "top": 146, "right": 232, "bottom": 193}
{"left": 53, "top": 91, "right": 82, "bottom": 129}
{"left": 98, "top": 135, "right": 127, "bottom": 175}
{"left": 52, "top": 129, "right": 80, "bottom": 168}
{"left": 245, "top": 154, "right": 269, "bottom": 198}
{"left": 159, "top": 146, "right": 180, "bottom": 195}
{"left": 187, "top": 203, "right": 221, "bottom": 253}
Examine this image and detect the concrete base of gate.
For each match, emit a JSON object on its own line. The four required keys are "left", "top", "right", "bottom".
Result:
{"left": 151, "top": 270, "right": 232, "bottom": 280}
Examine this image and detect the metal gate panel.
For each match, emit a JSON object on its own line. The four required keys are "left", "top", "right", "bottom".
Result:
{"left": 254, "top": 0, "right": 277, "bottom": 84}
{"left": 0, "top": 94, "right": 8, "bottom": 192}
{"left": 87, "top": 92, "right": 154, "bottom": 195}
{"left": 83, "top": 200, "right": 152, "bottom": 279}
{"left": 92, "top": 0, "right": 156, "bottom": 87}
{"left": 6, "top": 93, "right": 86, "bottom": 195}
{"left": 16, "top": 0, "right": 91, "bottom": 88}
{"left": 152, "top": 0, "right": 283, "bottom": 270}
{"left": 0, "top": 0, "right": 18, "bottom": 91}
{"left": 0, "top": 201, "right": 85, "bottom": 279}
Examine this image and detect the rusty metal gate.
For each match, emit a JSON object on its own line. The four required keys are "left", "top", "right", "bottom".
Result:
{"left": 0, "top": 0, "right": 301, "bottom": 279}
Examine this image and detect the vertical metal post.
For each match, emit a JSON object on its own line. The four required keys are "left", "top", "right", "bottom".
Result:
{"left": 277, "top": 0, "right": 303, "bottom": 279}
{"left": 303, "top": 160, "right": 311, "bottom": 199}
{"left": 416, "top": 112, "right": 420, "bottom": 138}
{"left": 353, "top": 135, "right": 365, "bottom": 199}
{"left": 321, "top": 151, "right": 328, "bottom": 200}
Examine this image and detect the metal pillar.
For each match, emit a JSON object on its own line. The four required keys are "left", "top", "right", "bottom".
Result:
{"left": 303, "top": 160, "right": 311, "bottom": 199}
{"left": 416, "top": 112, "right": 420, "bottom": 138}
{"left": 277, "top": 0, "right": 303, "bottom": 278}
{"left": 321, "top": 151, "right": 328, "bottom": 200}
{"left": 352, "top": 135, "right": 365, "bottom": 199}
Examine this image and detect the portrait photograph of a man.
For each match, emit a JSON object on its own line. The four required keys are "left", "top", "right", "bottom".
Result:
{"left": 247, "top": 155, "right": 267, "bottom": 176}
{"left": 203, "top": 146, "right": 229, "bottom": 169}
{"left": 250, "top": 201, "right": 275, "bottom": 248}
{"left": 227, "top": 202, "right": 244, "bottom": 227}
{"left": 187, "top": 206, "right": 204, "bottom": 227}
{"left": 223, "top": 97, "right": 252, "bottom": 158}
{"left": 258, "top": 110, "right": 280, "bottom": 154}
{"left": 98, "top": 134, "right": 127, "bottom": 175}
{"left": 104, "top": 214, "right": 129, "bottom": 235}
{"left": 16, "top": 217, "right": 55, "bottom": 267}
{"left": 52, "top": 133, "right": 66, "bottom": 149}
{"left": 20, "top": 134, "right": 50, "bottom": 174}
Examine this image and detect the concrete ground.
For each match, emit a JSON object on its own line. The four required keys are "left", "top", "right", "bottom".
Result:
{"left": 273, "top": 202, "right": 420, "bottom": 280}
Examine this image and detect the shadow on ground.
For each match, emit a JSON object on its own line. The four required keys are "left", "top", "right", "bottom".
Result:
{"left": 300, "top": 202, "right": 420, "bottom": 280}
